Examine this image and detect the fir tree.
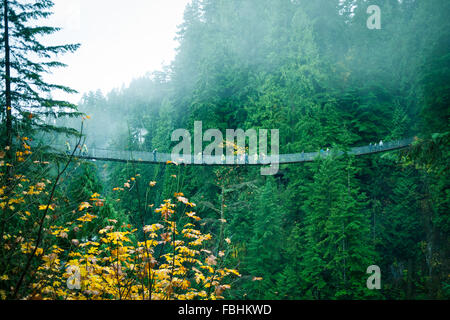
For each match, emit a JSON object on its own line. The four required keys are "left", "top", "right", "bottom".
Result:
{"left": 0, "top": 0, "right": 81, "bottom": 154}
{"left": 298, "top": 156, "right": 378, "bottom": 299}
{"left": 244, "top": 177, "right": 285, "bottom": 299}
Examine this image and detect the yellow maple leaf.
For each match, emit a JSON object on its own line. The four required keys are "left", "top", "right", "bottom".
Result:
{"left": 77, "top": 213, "right": 97, "bottom": 222}
{"left": 39, "top": 204, "right": 55, "bottom": 211}
{"left": 78, "top": 202, "right": 92, "bottom": 211}
{"left": 205, "top": 255, "right": 217, "bottom": 266}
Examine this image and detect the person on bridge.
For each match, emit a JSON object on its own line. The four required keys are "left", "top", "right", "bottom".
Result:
{"left": 193, "top": 152, "right": 203, "bottom": 164}
{"left": 65, "top": 141, "right": 71, "bottom": 155}
{"left": 152, "top": 149, "right": 157, "bottom": 161}
{"left": 261, "top": 153, "right": 267, "bottom": 164}
{"left": 379, "top": 140, "right": 384, "bottom": 147}
{"left": 81, "top": 144, "right": 88, "bottom": 156}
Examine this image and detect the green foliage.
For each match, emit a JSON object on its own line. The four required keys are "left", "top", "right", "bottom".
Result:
{"left": 243, "top": 177, "right": 285, "bottom": 299}
{"left": 2, "top": 0, "right": 448, "bottom": 300}
{"left": 0, "top": 0, "right": 82, "bottom": 144}
{"left": 294, "top": 157, "right": 378, "bottom": 299}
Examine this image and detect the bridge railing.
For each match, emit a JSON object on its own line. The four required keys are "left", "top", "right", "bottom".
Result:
{"left": 49, "top": 137, "right": 414, "bottom": 165}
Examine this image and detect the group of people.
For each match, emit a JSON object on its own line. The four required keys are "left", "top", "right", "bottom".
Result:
{"left": 369, "top": 140, "right": 384, "bottom": 151}
{"left": 67, "top": 140, "right": 386, "bottom": 163}
{"left": 317, "top": 140, "right": 385, "bottom": 157}
{"left": 65, "top": 142, "right": 88, "bottom": 156}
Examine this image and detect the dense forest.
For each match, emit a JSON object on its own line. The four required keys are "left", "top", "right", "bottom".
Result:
{"left": 0, "top": 0, "right": 449, "bottom": 300}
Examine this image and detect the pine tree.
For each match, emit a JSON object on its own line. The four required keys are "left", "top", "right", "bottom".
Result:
{"left": 244, "top": 177, "right": 285, "bottom": 299}
{"left": 0, "top": 0, "right": 81, "bottom": 154}
{"left": 297, "top": 156, "right": 378, "bottom": 299}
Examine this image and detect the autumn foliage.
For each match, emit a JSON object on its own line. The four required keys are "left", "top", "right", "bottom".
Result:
{"left": 0, "top": 143, "right": 239, "bottom": 300}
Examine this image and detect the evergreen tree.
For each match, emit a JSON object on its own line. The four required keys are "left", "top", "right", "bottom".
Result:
{"left": 243, "top": 177, "right": 285, "bottom": 299}
{"left": 0, "top": 0, "right": 81, "bottom": 155}
{"left": 296, "top": 156, "right": 378, "bottom": 299}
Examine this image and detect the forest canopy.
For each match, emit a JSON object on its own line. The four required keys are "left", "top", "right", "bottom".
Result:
{"left": 0, "top": 0, "right": 449, "bottom": 300}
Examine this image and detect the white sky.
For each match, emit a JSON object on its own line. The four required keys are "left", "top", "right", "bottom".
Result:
{"left": 44, "top": 0, "right": 191, "bottom": 103}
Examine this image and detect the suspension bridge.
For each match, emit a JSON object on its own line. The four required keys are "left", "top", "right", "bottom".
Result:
{"left": 53, "top": 137, "right": 415, "bottom": 166}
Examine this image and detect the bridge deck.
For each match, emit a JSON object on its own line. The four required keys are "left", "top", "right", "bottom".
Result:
{"left": 54, "top": 137, "right": 414, "bottom": 166}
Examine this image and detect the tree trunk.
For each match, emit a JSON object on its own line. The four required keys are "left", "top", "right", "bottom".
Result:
{"left": 3, "top": 0, "right": 13, "bottom": 182}
{"left": 218, "top": 185, "right": 225, "bottom": 251}
{"left": 406, "top": 258, "right": 414, "bottom": 299}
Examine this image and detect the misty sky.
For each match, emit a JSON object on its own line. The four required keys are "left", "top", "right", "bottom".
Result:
{"left": 44, "top": 0, "right": 191, "bottom": 103}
